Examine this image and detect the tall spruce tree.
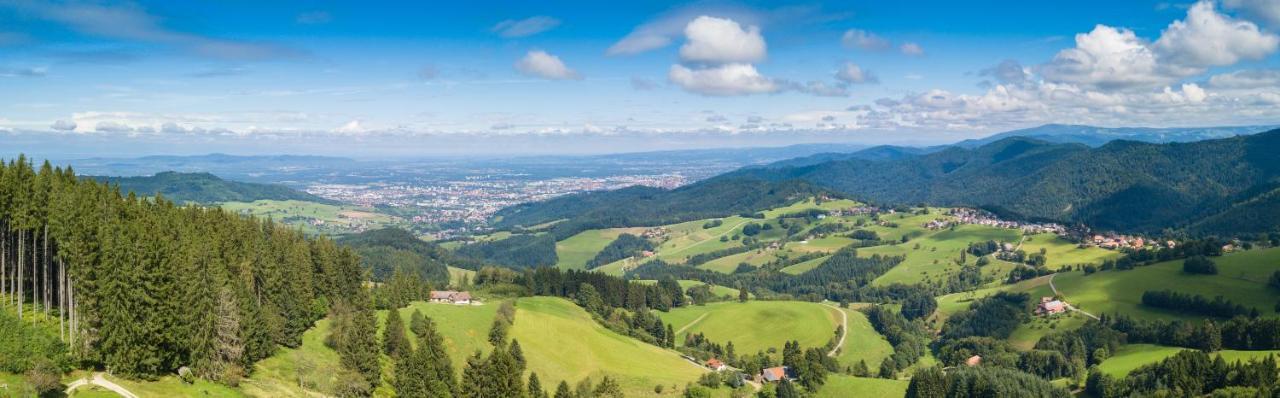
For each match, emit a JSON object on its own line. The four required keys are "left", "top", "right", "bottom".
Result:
{"left": 383, "top": 308, "right": 409, "bottom": 358}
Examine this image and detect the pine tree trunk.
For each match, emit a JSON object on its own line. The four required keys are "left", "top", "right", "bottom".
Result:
{"left": 43, "top": 225, "right": 49, "bottom": 314}
{"left": 17, "top": 230, "right": 23, "bottom": 319}
{"left": 59, "top": 257, "right": 65, "bottom": 342}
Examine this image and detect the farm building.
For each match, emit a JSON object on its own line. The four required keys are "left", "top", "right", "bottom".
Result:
{"left": 705, "top": 358, "right": 727, "bottom": 371}
{"left": 1035, "top": 296, "right": 1066, "bottom": 315}
{"left": 429, "top": 290, "right": 473, "bottom": 305}
{"left": 760, "top": 366, "right": 792, "bottom": 383}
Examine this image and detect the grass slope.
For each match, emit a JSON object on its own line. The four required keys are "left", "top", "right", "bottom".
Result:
{"left": 510, "top": 297, "right": 705, "bottom": 397}
{"left": 814, "top": 375, "right": 908, "bottom": 398}
{"left": 555, "top": 228, "right": 642, "bottom": 270}
{"left": 832, "top": 307, "right": 895, "bottom": 369}
{"left": 1097, "top": 344, "right": 1280, "bottom": 377}
{"left": 1024, "top": 247, "right": 1280, "bottom": 321}
{"left": 659, "top": 301, "right": 840, "bottom": 358}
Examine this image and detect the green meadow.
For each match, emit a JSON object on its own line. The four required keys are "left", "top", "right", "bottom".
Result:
{"left": 813, "top": 375, "right": 908, "bottom": 398}
{"left": 1022, "top": 247, "right": 1280, "bottom": 321}
{"left": 1097, "top": 344, "right": 1280, "bottom": 377}
{"left": 554, "top": 227, "right": 645, "bottom": 270}
{"left": 658, "top": 301, "right": 842, "bottom": 358}
{"left": 510, "top": 297, "right": 706, "bottom": 397}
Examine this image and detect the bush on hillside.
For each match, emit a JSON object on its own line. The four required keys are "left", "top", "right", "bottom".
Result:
{"left": 1182, "top": 255, "right": 1218, "bottom": 275}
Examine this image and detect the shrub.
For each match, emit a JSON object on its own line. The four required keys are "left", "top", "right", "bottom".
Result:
{"left": 1182, "top": 256, "right": 1218, "bottom": 275}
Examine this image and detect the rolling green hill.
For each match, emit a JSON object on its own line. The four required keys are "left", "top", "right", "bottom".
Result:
{"left": 94, "top": 171, "right": 333, "bottom": 204}
{"left": 510, "top": 297, "right": 706, "bottom": 397}
{"left": 658, "top": 301, "right": 843, "bottom": 358}
{"left": 337, "top": 228, "right": 460, "bottom": 284}
{"left": 724, "top": 129, "right": 1280, "bottom": 234}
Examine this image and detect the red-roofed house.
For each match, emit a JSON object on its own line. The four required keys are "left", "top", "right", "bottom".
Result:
{"left": 760, "top": 366, "right": 791, "bottom": 383}
{"left": 705, "top": 358, "right": 727, "bottom": 371}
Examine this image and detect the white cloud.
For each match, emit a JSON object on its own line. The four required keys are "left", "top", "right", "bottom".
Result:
{"left": 841, "top": 29, "right": 890, "bottom": 51}
{"left": 793, "top": 81, "right": 849, "bottom": 97}
{"left": 1207, "top": 68, "right": 1280, "bottom": 89}
{"left": 50, "top": 119, "right": 76, "bottom": 131}
{"left": 1223, "top": 0, "right": 1280, "bottom": 27}
{"left": 900, "top": 42, "right": 924, "bottom": 56}
{"left": 514, "top": 50, "right": 581, "bottom": 80}
{"left": 492, "top": 16, "right": 561, "bottom": 38}
{"left": 835, "top": 62, "right": 877, "bottom": 84}
{"left": 678, "top": 16, "right": 766, "bottom": 64}
{"left": 1042, "top": 1, "right": 1278, "bottom": 90}
{"left": 1153, "top": 1, "right": 1278, "bottom": 68}
{"left": 979, "top": 60, "right": 1031, "bottom": 86}
{"left": 1040, "top": 25, "right": 1172, "bottom": 89}
{"left": 335, "top": 120, "right": 365, "bottom": 134}
{"left": 668, "top": 63, "right": 778, "bottom": 96}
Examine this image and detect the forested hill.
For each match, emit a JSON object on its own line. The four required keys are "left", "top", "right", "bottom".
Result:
{"left": 337, "top": 228, "right": 469, "bottom": 284}
{"left": 725, "top": 129, "right": 1280, "bottom": 234}
{"left": 491, "top": 177, "right": 833, "bottom": 239}
{"left": 93, "top": 171, "right": 335, "bottom": 204}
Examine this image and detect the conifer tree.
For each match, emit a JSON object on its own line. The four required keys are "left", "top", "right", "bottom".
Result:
{"left": 383, "top": 308, "right": 409, "bottom": 358}
{"left": 527, "top": 372, "right": 547, "bottom": 398}
{"left": 510, "top": 339, "right": 527, "bottom": 371}
{"left": 553, "top": 381, "right": 573, "bottom": 398}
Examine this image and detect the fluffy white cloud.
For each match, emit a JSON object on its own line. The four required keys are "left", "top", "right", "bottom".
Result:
{"left": 668, "top": 63, "right": 778, "bottom": 96}
{"left": 678, "top": 16, "right": 766, "bottom": 63}
{"left": 900, "top": 42, "right": 924, "bottom": 56}
{"left": 491, "top": 16, "right": 561, "bottom": 38}
{"left": 1207, "top": 68, "right": 1280, "bottom": 89}
{"left": 841, "top": 29, "right": 890, "bottom": 51}
{"left": 335, "top": 120, "right": 365, "bottom": 134}
{"left": 1040, "top": 25, "right": 1171, "bottom": 89}
{"left": 1154, "top": 1, "right": 1278, "bottom": 68}
{"left": 1042, "top": 1, "right": 1278, "bottom": 90}
{"left": 1223, "top": 0, "right": 1280, "bottom": 27}
{"left": 835, "top": 62, "right": 876, "bottom": 84}
{"left": 515, "top": 50, "right": 581, "bottom": 80}
{"left": 50, "top": 119, "right": 76, "bottom": 131}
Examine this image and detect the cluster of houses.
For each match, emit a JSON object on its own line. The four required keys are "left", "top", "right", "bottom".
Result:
{"left": 641, "top": 227, "right": 669, "bottom": 240}
{"left": 1081, "top": 233, "right": 1173, "bottom": 251}
{"left": 928, "top": 208, "right": 1068, "bottom": 235}
{"left": 828, "top": 206, "right": 889, "bottom": 217}
{"left": 428, "top": 290, "right": 474, "bottom": 305}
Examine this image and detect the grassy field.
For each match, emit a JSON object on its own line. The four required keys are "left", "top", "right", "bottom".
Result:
{"left": 1023, "top": 247, "right": 1280, "bottom": 321}
{"left": 697, "top": 248, "right": 781, "bottom": 273}
{"left": 832, "top": 306, "right": 896, "bottom": 369}
{"left": 221, "top": 200, "right": 398, "bottom": 235}
{"left": 242, "top": 317, "right": 342, "bottom": 397}
{"left": 658, "top": 301, "right": 841, "bottom": 357}
{"left": 1097, "top": 344, "right": 1280, "bottom": 377}
{"left": 554, "top": 228, "right": 643, "bottom": 270}
{"left": 869, "top": 224, "right": 1021, "bottom": 287}
{"left": 780, "top": 255, "right": 831, "bottom": 275}
{"left": 105, "top": 374, "right": 246, "bottom": 398}
{"left": 813, "top": 375, "right": 908, "bottom": 398}
{"left": 447, "top": 266, "right": 475, "bottom": 287}
{"left": 1018, "top": 233, "right": 1119, "bottom": 267}
{"left": 510, "top": 297, "right": 705, "bottom": 397}
{"left": 378, "top": 301, "right": 501, "bottom": 371}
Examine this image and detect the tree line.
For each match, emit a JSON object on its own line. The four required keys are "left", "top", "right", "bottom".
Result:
{"left": 0, "top": 156, "right": 372, "bottom": 385}
{"left": 1140, "top": 290, "right": 1255, "bottom": 318}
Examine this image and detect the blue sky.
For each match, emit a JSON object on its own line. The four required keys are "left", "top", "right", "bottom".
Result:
{"left": 2, "top": 0, "right": 1280, "bottom": 157}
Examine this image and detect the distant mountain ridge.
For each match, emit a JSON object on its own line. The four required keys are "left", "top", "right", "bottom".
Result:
{"left": 501, "top": 129, "right": 1280, "bottom": 235}
{"left": 725, "top": 130, "right": 1280, "bottom": 234}
{"left": 956, "top": 124, "right": 1275, "bottom": 148}
{"left": 94, "top": 171, "right": 336, "bottom": 204}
